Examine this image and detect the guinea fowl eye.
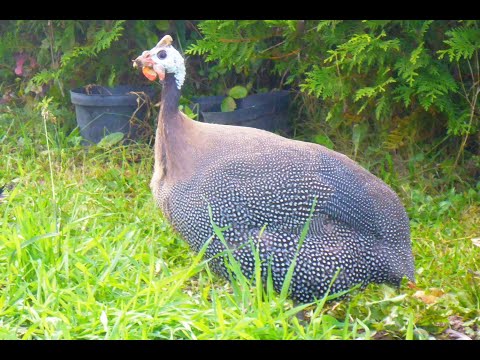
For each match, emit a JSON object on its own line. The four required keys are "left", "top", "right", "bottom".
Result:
{"left": 157, "top": 50, "right": 167, "bottom": 59}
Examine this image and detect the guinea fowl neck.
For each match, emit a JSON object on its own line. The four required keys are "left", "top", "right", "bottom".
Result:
{"left": 153, "top": 72, "right": 187, "bottom": 182}
{"left": 160, "top": 73, "right": 181, "bottom": 117}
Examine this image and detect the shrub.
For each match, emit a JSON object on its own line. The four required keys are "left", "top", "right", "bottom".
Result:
{"left": 187, "top": 20, "right": 480, "bottom": 161}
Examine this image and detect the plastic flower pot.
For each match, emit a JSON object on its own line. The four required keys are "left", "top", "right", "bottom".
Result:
{"left": 192, "top": 90, "right": 290, "bottom": 133}
{"left": 70, "top": 85, "right": 156, "bottom": 144}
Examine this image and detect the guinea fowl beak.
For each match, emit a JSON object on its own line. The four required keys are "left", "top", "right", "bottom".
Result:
{"left": 132, "top": 53, "right": 165, "bottom": 82}
{"left": 132, "top": 56, "right": 145, "bottom": 69}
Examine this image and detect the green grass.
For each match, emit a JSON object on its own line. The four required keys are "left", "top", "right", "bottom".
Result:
{"left": 0, "top": 105, "right": 479, "bottom": 340}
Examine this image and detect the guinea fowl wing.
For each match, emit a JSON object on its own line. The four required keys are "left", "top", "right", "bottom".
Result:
{"left": 192, "top": 126, "right": 378, "bottom": 238}
{"left": 183, "top": 125, "right": 414, "bottom": 288}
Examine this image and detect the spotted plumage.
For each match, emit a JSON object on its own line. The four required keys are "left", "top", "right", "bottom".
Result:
{"left": 134, "top": 36, "right": 415, "bottom": 303}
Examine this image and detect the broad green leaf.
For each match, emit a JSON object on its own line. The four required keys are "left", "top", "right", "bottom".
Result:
{"left": 179, "top": 104, "right": 197, "bottom": 120}
{"left": 97, "top": 132, "right": 124, "bottom": 148}
{"left": 228, "top": 86, "right": 248, "bottom": 99}
{"left": 313, "top": 134, "right": 335, "bottom": 149}
{"left": 221, "top": 96, "right": 237, "bottom": 112}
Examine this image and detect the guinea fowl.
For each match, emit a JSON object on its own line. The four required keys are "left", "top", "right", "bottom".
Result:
{"left": 133, "top": 35, "right": 415, "bottom": 303}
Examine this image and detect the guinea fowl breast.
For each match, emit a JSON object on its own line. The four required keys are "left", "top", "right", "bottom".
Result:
{"left": 134, "top": 35, "right": 415, "bottom": 303}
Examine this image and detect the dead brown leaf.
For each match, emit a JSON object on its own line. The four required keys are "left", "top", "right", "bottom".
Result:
{"left": 413, "top": 291, "right": 437, "bottom": 304}
{"left": 444, "top": 329, "right": 472, "bottom": 340}
{"left": 372, "top": 330, "right": 395, "bottom": 340}
{"left": 407, "top": 281, "right": 418, "bottom": 289}
{"left": 447, "top": 315, "right": 479, "bottom": 340}
{"left": 413, "top": 288, "right": 445, "bottom": 304}
{"left": 449, "top": 315, "right": 465, "bottom": 331}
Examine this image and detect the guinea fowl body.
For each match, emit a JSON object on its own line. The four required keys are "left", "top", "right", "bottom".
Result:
{"left": 152, "top": 76, "right": 414, "bottom": 303}
{"left": 137, "top": 37, "right": 415, "bottom": 303}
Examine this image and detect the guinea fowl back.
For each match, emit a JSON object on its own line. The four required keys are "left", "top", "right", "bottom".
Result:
{"left": 134, "top": 35, "right": 415, "bottom": 303}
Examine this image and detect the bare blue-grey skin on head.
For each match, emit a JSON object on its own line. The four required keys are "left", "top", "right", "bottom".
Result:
{"left": 133, "top": 35, "right": 415, "bottom": 303}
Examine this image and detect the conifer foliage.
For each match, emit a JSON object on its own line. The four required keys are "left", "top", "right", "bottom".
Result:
{"left": 187, "top": 20, "right": 480, "bottom": 153}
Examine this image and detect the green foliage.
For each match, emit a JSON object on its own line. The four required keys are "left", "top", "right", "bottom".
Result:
{"left": 97, "top": 132, "right": 125, "bottom": 148}
{"left": 2, "top": 20, "right": 479, "bottom": 169}
{"left": 438, "top": 25, "right": 480, "bottom": 61}
{"left": 301, "top": 66, "right": 343, "bottom": 101}
{"left": 221, "top": 96, "right": 237, "bottom": 112}
{"left": 312, "top": 134, "right": 335, "bottom": 149}
{"left": 352, "top": 122, "right": 369, "bottom": 159}
{"left": 188, "top": 20, "right": 480, "bottom": 169}
{"left": 186, "top": 20, "right": 275, "bottom": 72}
{"left": 220, "top": 85, "right": 249, "bottom": 112}
{"left": 228, "top": 85, "right": 248, "bottom": 99}
{"left": 30, "top": 21, "right": 127, "bottom": 97}
{"left": 0, "top": 20, "right": 196, "bottom": 105}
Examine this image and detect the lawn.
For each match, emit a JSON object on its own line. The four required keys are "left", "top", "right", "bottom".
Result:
{"left": 0, "top": 106, "right": 479, "bottom": 340}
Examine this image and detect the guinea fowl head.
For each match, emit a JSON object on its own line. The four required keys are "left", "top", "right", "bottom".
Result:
{"left": 133, "top": 35, "right": 185, "bottom": 90}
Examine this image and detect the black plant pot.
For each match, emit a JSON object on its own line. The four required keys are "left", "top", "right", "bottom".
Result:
{"left": 70, "top": 85, "right": 156, "bottom": 144}
{"left": 192, "top": 90, "right": 290, "bottom": 133}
